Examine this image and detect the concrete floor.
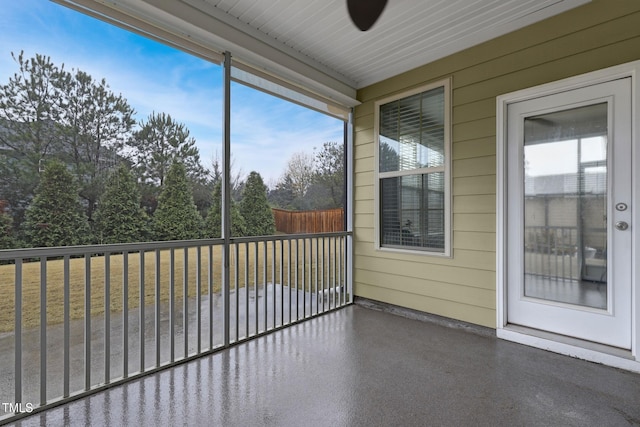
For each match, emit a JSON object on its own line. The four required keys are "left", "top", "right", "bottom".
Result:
{"left": 0, "top": 284, "right": 325, "bottom": 407}
{"left": 9, "top": 303, "right": 640, "bottom": 427}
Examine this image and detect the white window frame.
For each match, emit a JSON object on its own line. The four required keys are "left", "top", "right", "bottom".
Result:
{"left": 373, "top": 78, "right": 452, "bottom": 257}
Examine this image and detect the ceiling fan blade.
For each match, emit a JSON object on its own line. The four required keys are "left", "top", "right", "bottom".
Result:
{"left": 347, "top": 0, "right": 388, "bottom": 31}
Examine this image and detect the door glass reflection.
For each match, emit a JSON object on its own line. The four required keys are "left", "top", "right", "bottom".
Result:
{"left": 523, "top": 103, "right": 608, "bottom": 309}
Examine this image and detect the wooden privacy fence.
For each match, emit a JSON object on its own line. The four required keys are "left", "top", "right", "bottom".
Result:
{"left": 273, "top": 208, "right": 344, "bottom": 234}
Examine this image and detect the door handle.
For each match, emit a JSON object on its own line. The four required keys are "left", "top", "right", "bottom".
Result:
{"left": 615, "top": 221, "right": 629, "bottom": 231}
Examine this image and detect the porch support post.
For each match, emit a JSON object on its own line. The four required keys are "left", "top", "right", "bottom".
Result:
{"left": 222, "top": 51, "right": 232, "bottom": 347}
{"left": 345, "top": 111, "right": 354, "bottom": 303}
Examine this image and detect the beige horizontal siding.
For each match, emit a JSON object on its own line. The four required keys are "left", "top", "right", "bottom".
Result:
{"left": 355, "top": 170, "right": 373, "bottom": 185}
{"left": 355, "top": 269, "right": 496, "bottom": 310}
{"left": 355, "top": 255, "right": 496, "bottom": 289}
{"left": 353, "top": 0, "right": 640, "bottom": 328}
{"left": 453, "top": 99, "right": 495, "bottom": 124}
{"left": 453, "top": 176, "right": 495, "bottom": 196}
{"left": 453, "top": 137, "right": 496, "bottom": 160}
{"left": 354, "top": 199, "right": 374, "bottom": 215}
{"left": 355, "top": 242, "right": 495, "bottom": 268}
{"left": 354, "top": 157, "right": 373, "bottom": 174}
{"left": 354, "top": 185, "right": 374, "bottom": 201}
{"left": 453, "top": 117, "right": 496, "bottom": 141}
{"left": 354, "top": 283, "right": 496, "bottom": 328}
{"left": 453, "top": 231, "right": 495, "bottom": 252}
{"left": 354, "top": 128, "right": 373, "bottom": 146}
{"left": 453, "top": 195, "right": 496, "bottom": 214}
{"left": 452, "top": 156, "right": 495, "bottom": 178}
{"left": 453, "top": 214, "right": 495, "bottom": 233}
{"left": 355, "top": 212, "right": 373, "bottom": 229}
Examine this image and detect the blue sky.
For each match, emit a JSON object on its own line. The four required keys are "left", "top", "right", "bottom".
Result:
{"left": 0, "top": 0, "right": 344, "bottom": 184}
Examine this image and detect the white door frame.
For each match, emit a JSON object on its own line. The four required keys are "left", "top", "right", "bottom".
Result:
{"left": 496, "top": 60, "right": 640, "bottom": 373}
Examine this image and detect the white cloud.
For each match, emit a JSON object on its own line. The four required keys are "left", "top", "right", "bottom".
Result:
{"left": 0, "top": 0, "right": 344, "bottom": 184}
{"left": 228, "top": 98, "right": 343, "bottom": 182}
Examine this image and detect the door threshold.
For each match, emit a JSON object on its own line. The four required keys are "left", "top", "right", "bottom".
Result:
{"left": 498, "top": 325, "right": 640, "bottom": 373}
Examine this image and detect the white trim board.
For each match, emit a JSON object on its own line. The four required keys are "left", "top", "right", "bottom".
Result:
{"left": 496, "top": 60, "right": 640, "bottom": 371}
{"left": 497, "top": 328, "right": 640, "bottom": 373}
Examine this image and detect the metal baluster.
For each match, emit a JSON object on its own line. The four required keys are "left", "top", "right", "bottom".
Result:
{"left": 63, "top": 256, "right": 70, "bottom": 397}
{"left": 336, "top": 237, "right": 341, "bottom": 306}
{"left": 84, "top": 255, "right": 91, "bottom": 390}
{"left": 333, "top": 237, "right": 337, "bottom": 309}
{"left": 315, "top": 238, "right": 319, "bottom": 315}
{"left": 279, "top": 240, "right": 283, "bottom": 326}
{"left": 272, "top": 240, "right": 276, "bottom": 329}
{"left": 208, "top": 245, "right": 213, "bottom": 350}
{"left": 327, "top": 237, "right": 332, "bottom": 309}
{"left": 123, "top": 252, "right": 129, "bottom": 378}
{"left": 196, "top": 246, "right": 202, "bottom": 354}
{"left": 547, "top": 230, "right": 551, "bottom": 279}
{"left": 104, "top": 253, "right": 110, "bottom": 383}
{"left": 254, "top": 242, "right": 259, "bottom": 336}
{"left": 341, "top": 236, "right": 346, "bottom": 306}
{"left": 139, "top": 251, "right": 145, "bottom": 373}
{"left": 263, "top": 241, "right": 267, "bottom": 331}
{"left": 234, "top": 243, "right": 239, "bottom": 342}
{"left": 303, "top": 238, "right": 307, "bottom": 318}
{"left": 169, "top": 248, "right": 175, "bottom": 363}
{"left": 295, "top": 239, "right": 299, "bottom": 321}
{"left": 245, "top": 242, "right": 249, "bottom": 338}
{"left": 570, "top": 229, "right": 574, "bottom": 280}
{"left": 14, "top": 259, "right": 22, "bottom": 408}
{"left": 321, "top": 238, "right": 325, "bottom": 312}
{"left": 337, "top": 237, "right": 342, "bottom": 306}
{"left": 183, "top": 248, "right": 189, "bottom": 358}
{"left": 155, "top": 249, "right": 161, "bottom": 368}
{"left": 560, "top": 228, "right": 564, "bottom": 279}
{"left": 348, "top": 233, "right": 354, "bottom": 304}
{"left": 40, "top": 257, "right": 47, "bottom": 405}
{"left": 287, "top": 239, "right": 292, "bottom": 324}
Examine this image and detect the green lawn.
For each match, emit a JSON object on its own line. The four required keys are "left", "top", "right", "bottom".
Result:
{"left": 0, "top": 239, "right": 341, "bottom": 333}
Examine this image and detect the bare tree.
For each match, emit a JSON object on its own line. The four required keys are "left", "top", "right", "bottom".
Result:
{"left": 312, "top": 141, "right": 344, "bottom": 209}
{"left": 282, "top": 151, "right": 315, "bottom": 198}
{"left": 210, "top": 150, "right": 244, "bottom": 199}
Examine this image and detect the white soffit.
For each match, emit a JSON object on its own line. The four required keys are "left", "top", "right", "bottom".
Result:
{"left": 57, "top": 0, "right": 591, "bottom": 99}
{"left": 191, "top": 0, "right": 591, "bottom": 89}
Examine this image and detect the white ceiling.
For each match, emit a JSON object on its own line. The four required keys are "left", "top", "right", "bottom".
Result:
{"left": 60, "top": 0, "right": 590, "bottom": 105}
{"left": 199, "top": 0, "right": 589, "bottom": 89}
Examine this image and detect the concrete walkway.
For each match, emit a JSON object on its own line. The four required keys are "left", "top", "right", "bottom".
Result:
{"left": 9, "top": 303, "right": 640, "bottom": 426}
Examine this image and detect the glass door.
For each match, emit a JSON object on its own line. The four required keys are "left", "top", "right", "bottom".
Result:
{"left": 506, "top": 78, "right": 632, "bottom": 349}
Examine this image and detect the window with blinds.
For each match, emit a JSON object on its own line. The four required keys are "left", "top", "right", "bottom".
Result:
{"left": 375, "top": 80, "right": 450, "bottom": 254}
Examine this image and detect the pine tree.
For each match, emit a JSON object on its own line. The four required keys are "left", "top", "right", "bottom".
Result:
{"left": 58, "top": 68, "right": 135, "bottom": 221}
{"left": 0, "top": 52, "right": 135, "bottom": 227}
{"left": 0, "top": 52, "right": 67, "bottom": 227}
{"left": 0, "top": 208, "right": 15, "bottom": 249}
{"left": 152, "top": 162, "right": 204, "bottom": 241}
{"left": 22, "top": 160, "right": 91, "bottom": 247}
{"left": 128, "top": 112, "right": 206, "bottom": 186}
{"left": 239, "top": 171, "right": 275, "bottom": 236}
{"left": 204, "top": 181, "right": 246, "bottom": 237}
{"left": 93, "top": 165, "right": 148, "bottom": 244}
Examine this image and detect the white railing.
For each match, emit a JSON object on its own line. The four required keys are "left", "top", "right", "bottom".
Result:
{"left": 525, "top": 225, "right": 579, "bottom": 280}
{"left": 0, "top": 232, "right": 351, "bottom": 423}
